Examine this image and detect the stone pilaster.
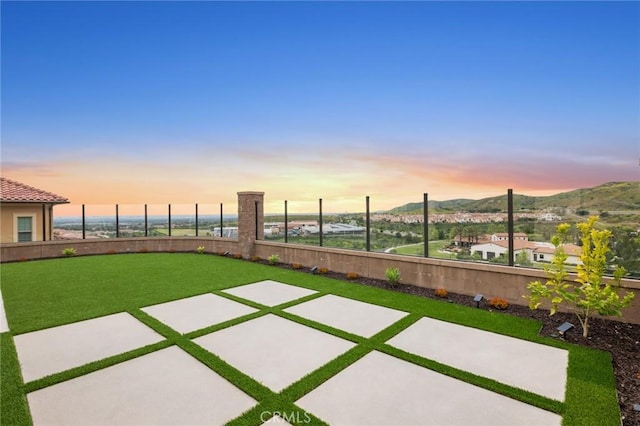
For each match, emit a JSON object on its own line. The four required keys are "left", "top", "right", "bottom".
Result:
{"left": 237, "top": 191, "right": 264, "bottom": 258}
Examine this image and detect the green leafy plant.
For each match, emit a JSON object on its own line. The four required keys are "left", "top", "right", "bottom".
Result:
{"left": 489, "top": 297, "right": 509, "bottom": 310}
{"left": 525, "top": 216, "right": 635, "bottom": 337}
{"left": 196, "top": 246, "right": 205, "bottom": 254}
{"left": 62, "top": 248, "right": 76, "bottom": 257}
{"left": 346, "top": 272, "right": 359, "bottom": 280}
{"left": 268, "top": 254, "right": 280, "bottom": 265}
{"left": 385, "top": 267, "right": 401, "bottom": 287}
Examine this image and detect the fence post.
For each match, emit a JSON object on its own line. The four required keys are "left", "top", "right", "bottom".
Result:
{"left": 508, "top": 189, "right": 514, "bottom": 266}
{"left": 116, "top": 204, "right": 119, "bottom": 238}
{"left": 168, "top": 204, "right": 172, "bottom": 237}
{"left": 284, "top": 200, "right": 288, "bottom": 243}
{"left": 82, "top": 204, "right": 86, "bottom": 240}
{"left": 424, "top": 193, "right": 429, "bottom": 257}
{"left": 195, "top": 203, "right": 199, "bottom": 237}
{"left": 144, "top": 204, "right": 148, "bottom": 237}
{"left": 319, "top": 198, "right": 323, "bottom": 247}
{"left": 366, "top": 196, "right": 371, "bottom": 251}
{"left": 255, "top": 201, "right": 259, "bottom": 240}
{"left": 220, "top": 203, "right": 223, "bottom": 237}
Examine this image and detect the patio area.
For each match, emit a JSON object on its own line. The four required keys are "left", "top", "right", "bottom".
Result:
{"left": 11, "top": 279, "right": 564, "bottom": 425}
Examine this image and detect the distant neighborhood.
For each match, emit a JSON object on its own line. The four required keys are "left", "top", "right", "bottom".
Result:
{"left": 372, "top": 211, "right": 562, "bottom": 224}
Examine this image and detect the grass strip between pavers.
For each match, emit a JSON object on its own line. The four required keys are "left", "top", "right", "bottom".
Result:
{"left": 0, "top": 253, "right": 622, "bottom": 425}
{"left": 0, "top": 333, "right": 33, "bottom": 426}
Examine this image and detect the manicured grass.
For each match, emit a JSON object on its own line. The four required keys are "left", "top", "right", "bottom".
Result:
{"left": 394, "top": 240, "right": 454, "bottom": 259}
{"left": 0, "top": 253, "right": 621, "bottom": 425}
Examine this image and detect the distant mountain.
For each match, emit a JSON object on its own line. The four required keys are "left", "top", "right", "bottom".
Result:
{"left": 387, "top": 182, "right": 640, "bottom": 214}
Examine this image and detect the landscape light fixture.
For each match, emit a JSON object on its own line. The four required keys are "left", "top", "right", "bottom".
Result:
{"left": 557, "top": 322, "right": 574, "bottom": 337}
{"left": 473, "top": 294, "right": 483, "bottom": 308}
{"left": 311, "top": 266, "right": 318, "bottom": 274}
{"left": 223, "top": 251, "right": 229, "bottom": 256}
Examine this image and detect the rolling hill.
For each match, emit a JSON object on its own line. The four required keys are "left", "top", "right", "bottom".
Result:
{"left": 387, "top": 182, "right": 640, "bottom": 214}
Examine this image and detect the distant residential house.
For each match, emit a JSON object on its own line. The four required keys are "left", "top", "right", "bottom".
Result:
{"left": 533, "top": 243, "right": 582, "bottom": 266}
{"left": 455, "top": 232, "right": 528, "bottom": 248}
{"left": 470, "top": 240, "right": 535, "bottom": 262}
{"left": 489, "top": 232, "right": 528, "bottom": 242}
{"left": 471, "top": 238, "right": 582, "bottom": 265}
{"left": 0, "top": 178, "right": 69, "bottom": 243}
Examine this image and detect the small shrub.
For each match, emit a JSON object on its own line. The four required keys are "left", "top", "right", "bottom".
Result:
{"left": 233, "top": 253, "right": 243, "bottom": 259}
{"left": 106, "top": 249, "right": 116, "bottom": 255}
{"left": 346, "top": 272, "right": 359, "bottom": 280}
{"left": 196, "top": 246, "right": 205, "bottom": 254}
{"left": 250, "top": 255, "right": 261, "bottom": 262}
{"left": 62, "top": 247, "right": 76, "bottom": 257}
{"left": 385, "top": 267, "right": 401, "bottom": 287}
{"left": 318, "top": 267, "right": 329, "bottom": 274}
{"left": 139, "top": 247, "right": 149, "bottom": 253}
{"left": 292, "top": 263, "right": 302, "bottom": 269}
{"left": 489, "top": 297, "right": 509, "bottom": 310}
{"left": 268, "top": 254, "right": 280, "bottom": 265}
{"left": 217, "top": 251, "right": 227, "bottom": 256}
{"left": 435, "top": 288, "right": 448, "bottom": 298}
{"left": 18, "top": 257, "right": 29, "bottom": 262}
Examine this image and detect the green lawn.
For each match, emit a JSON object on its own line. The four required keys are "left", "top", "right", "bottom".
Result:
{"left": 0, "top": 253, "right": 620, "bottom": 425}
{"left": 393, "top": 240, "right": 455, "bottom": 259}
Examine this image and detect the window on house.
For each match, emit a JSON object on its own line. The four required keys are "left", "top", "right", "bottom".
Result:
{"left": 487, "top": 251, "right": 495, "bottom": 259}
{"left": 17, "top": 217, "right": 33, "bottom": 242}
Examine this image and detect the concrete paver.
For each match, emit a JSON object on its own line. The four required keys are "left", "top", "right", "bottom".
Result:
{"left": 193, "top": 314, "right": 355, "bottom": 392}
{"left": 14, "top": 312, "right": 163, "bottom": 383}
{"left": 141, "top": 293, "right": 257, "bottom": 334}
{"left": 296, "top": 350, "right": 562, "bottom": 426}
{"left": 387, "top": 316, "right": 569, "bottom": 401}
{"left": 284, "top": 294, "right": 408, "bottom": 337}
{"left": 223, "top": 280, "right": 317, "bottom": 306}
{"left": 27, "top": 346, "right": 256, "bottom": 425}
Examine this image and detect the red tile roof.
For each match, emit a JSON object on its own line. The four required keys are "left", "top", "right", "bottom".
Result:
{"left": 0, "top": 177, "right": 69, "bottom": 204}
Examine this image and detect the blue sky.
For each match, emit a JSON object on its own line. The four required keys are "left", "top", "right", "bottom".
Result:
{"left": 2, "top": 1, "right": 639, "bottom": 212}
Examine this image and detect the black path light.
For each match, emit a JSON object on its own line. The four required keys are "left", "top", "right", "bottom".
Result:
{"left": 474, "top": 294, "right": 483, "bottom": 308}
{"left": 310, "top": 266, "right": 318, "bottom": 274}
{"left": 557, "top": 322, "right": 574, "bottom": 337}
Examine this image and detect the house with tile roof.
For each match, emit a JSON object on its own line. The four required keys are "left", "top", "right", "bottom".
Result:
{"left": 471, "top": 239, "right": 582, "bottom": 265}
{"left": 0, "top": 178, "right": 69, "bottom": 243}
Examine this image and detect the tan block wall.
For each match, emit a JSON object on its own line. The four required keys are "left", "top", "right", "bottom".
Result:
{"left": 0, "top": 237, "right": 239, "bottom": 262}
{"left": 255, "top": 240, "right": 640, "bottom": 325}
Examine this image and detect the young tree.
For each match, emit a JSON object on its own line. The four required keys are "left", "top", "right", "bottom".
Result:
{"left": 525, "top": 216, "right": 635, "bottom": 338}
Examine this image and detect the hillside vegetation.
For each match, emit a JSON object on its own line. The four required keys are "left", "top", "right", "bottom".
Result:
{"left": 388, "top": 182, "right": 640, "bottom": 214}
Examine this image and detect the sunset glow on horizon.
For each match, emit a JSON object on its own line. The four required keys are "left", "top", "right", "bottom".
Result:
{"left": 2, "top": 2, "right": 638, "bottom": 214}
